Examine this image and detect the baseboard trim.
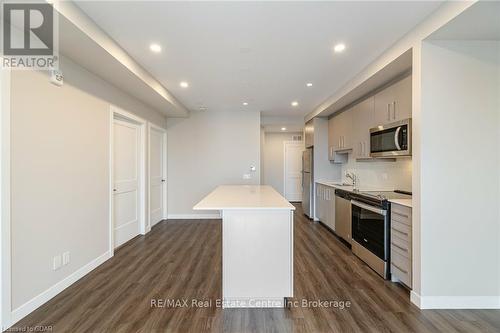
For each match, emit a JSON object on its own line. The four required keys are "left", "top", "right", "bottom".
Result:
{"left": 411, "top": 292, "right": 500, "bottom": 309}
{"left": 167, "top": 213, "right": 221, "bottom": 219}
{"left": 410, "top": 291, "right": 421, "bottom": 308}
{"left": 10, "top": 251, "right": 112, "bottom": 326}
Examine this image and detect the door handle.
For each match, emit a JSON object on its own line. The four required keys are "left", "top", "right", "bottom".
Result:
{"left": 351, "top": 200, "right": 387, "bottom": 215}
{"left": 394, "top": 127, "right": 401, "bottom": 151}
{"left": 393, "top": 101, "right": 396, "bottom": 120}
{"left": 161, "top": 179, "right": 166, "bottom": 182}
{"left": 387, "top": 104, "right": 390, "bottom": 121}
{"left": 391, "top": 262, "right": 408, "bottom": 274}
{"left": 113, "top": 189, "right": 117, "bottom": 192}
{"left": 392, "top": 242, "right": 408, "bottom": 253}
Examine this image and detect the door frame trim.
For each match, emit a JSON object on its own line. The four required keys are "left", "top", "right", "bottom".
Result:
{"left": 109, "top": 106, "right": 147, "bottom": 255}
{"left": 283, "top": 140, "right": 304, "bottom": 202}
{"left": 147, "top": 123, "right": 167, "bottom": 231}
{"left": 1, "top": 67, "right": 12, "bottom": 328}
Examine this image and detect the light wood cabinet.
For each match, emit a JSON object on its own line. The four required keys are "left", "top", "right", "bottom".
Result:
{"left": 392, "top": 75, "right": 412, "bottom": 122}
{"left": 328, "top": 110, "right": 353, "bottom": 152}
{"left": 390, "top": 203, "right": 412, "bottom": 288}
{"left": 374, "top": 75, "right": 412, "bottom": 126}
{"left": 315, "top": 184, "right": 335, "bottom": 231}
{"left": 352, "top": 96, "right": 374, "bottom": 159}
{"left": 325, "top": 187, "right": 335, "bottom": 231}
{"left": 304, "top": 119, "right": 314, "bottom": 148}
{"left": 316, "top": 184, "right": 325, "bottom": 222}
{"left": 328, "top": 74, "right": 411, "bottom": 162}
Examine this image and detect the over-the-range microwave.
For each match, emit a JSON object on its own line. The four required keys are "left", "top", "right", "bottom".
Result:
{"left": 370, "top": 118, "right": 411, "bottom": 158}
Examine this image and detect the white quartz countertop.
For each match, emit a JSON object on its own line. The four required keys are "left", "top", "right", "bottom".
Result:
{"left": 316, "top": 180, "right": 412, "bottom": 207}
{"left": 388, "top": 198, "right": 413, "bottom": 208}
{"left": 193, "top": 185, "right": 295, "bottom": 210}
{"left": 315, "top": 180, "right": 355, "bottom": 192}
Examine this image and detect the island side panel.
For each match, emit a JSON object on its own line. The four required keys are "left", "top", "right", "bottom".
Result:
{"left": 222, "top": 209, "right": 293, "bottom": 308}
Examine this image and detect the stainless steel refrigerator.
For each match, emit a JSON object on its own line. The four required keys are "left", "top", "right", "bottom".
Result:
{"left": 302, "top": 148, "right": 313, "bottom": 218}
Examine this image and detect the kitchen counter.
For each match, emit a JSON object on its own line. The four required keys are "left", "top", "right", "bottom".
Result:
{"left": 315, "top": 180, "right": 354, "bottom": 192}
{"left": 316, "top": 180, "right": 412, "bottom": 201}
{"left": 193, "top": 185, "right": 294, "bottom": 308}
{"left": 193, "top": 185, "right": 295, "bottom": 210}
{"left": 388, "top": 198, "right": 412, "bottom": 208}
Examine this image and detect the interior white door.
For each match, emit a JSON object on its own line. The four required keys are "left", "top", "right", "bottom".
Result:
{"left": 113, "top": 119, "right": 140, "bottom": 248}
{"left": 284, "top": 142, "right": 303, "bottom": 202}
{"left": 149, "top": 126, "right": 166, "bottom": 227}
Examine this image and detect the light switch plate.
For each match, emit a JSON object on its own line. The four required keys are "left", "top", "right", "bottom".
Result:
{"left": 53, "top": 255, "right": 62, "bottom": 270}
{"left": 62, "top": 251, "right": 70, "bottom": 266}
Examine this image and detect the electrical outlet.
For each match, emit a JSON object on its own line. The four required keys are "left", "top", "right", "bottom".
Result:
{"left": 53, "top": 255, "right": 62, "bottom": 270}
{"left": 62, "top": 251, "right": 70, "bottom": 266}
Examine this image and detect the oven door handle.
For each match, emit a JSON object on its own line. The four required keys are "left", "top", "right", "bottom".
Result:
{"left": 351, "top": 200, "right": 387, "bottom": 216}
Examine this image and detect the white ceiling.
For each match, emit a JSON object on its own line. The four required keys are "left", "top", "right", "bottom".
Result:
{"left": 428, "top": 1, "right": 500, "bottom": 40}
{"left": 75, "top": 1, "right": 443, "bottom": 117}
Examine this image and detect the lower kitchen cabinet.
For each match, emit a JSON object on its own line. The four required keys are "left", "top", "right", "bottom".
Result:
{"left": 315, "top": 184, "right": 335, "bottom": 231}
{"left": 390, "top": 203, "right": 412, "bottom": 288}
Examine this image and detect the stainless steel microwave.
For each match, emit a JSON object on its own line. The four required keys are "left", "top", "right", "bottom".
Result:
{"left": 370, "top": 118, "right": 411, "bottom": 157}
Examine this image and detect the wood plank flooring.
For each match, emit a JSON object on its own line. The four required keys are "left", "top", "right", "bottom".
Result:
{"left": 13, "top": 204, "right": 500, "bottom": 332}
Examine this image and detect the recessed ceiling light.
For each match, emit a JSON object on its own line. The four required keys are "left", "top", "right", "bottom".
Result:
{"left": 281, "top": 127, "right": 287, "bottom": 131}
{"left": 291, "top": 101, "right": 299, "bottom": 107}
{"left": 334, "top": 43, "right": 346, "bottom": 53}
{"left": 180, "top": 81, "right": 189, "bottom": 88}
{"left": 149, "top": 43, "right": 162, "bottom": 53}
{"left": 306, "top": 83, "right": 313, "bottom": 87}
{"left": 243, "top": 102, "right": 248, "bottom": 106}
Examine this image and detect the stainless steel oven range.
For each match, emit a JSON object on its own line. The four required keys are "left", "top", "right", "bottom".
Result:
{"left": 350, "top": 190, "right": 411, "bottom": 279}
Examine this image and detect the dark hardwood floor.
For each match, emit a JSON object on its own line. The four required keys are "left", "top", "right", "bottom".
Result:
{"left": 13, "top": 204, "right": 500, "bottom": 332}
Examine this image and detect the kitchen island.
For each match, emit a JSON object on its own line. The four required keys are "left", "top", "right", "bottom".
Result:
{"left": 193, "top": 185, "right": 295, "bottom": 308}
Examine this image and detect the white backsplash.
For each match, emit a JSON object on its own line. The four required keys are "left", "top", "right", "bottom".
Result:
{"left": 341, "top": 156, "right": 412, "bottom": 191}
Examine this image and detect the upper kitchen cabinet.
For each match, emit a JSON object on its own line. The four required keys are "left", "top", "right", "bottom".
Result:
{"left": 374, "top": 74, "right": 412, "bottom": 126}
{"left": 329, "top": 110, "right": 353, "bottom": 152}
{"left": 392, "top": 75, "right": 412, "bottom": 122}
{"left": 328, "top": 115, "right": 339, "bottom": 151}
{"left": 304, "top": 119, "right": 314, "bottom": 147}
{"left": 352, "top": 96, "right": 374, "bottom": 159}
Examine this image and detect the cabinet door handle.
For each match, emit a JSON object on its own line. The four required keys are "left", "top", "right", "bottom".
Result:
{"left": 391, "top": 227, "right": 409, "bottom": 237}
{"left": 391, "top": 262, "right": 408, "bottom": 274}
{"left": 387, "top": 104, "right": 391, "bottom": 121}
{"left": 392, "top": 242, "right": 409, "bottom": 253}
{"left": 393, "top": 101, "right": 396, "bottom": 120}
{"left": 392, "top": 211, "right": 409, "bottom": 219}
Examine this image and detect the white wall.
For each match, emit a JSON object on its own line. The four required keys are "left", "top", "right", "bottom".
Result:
{"left": 420, "top": 40, "right": 500, "bottom": 304}
{"left": 341, "top": 157, "right": 412, "bottom": 191}
{"left": 313, "top": 117, "right": 342, "bottom": 182}
{"left": 262, "top": 132, "right": 303, "bottom": 196}
{"left": 8, "top": 56, "right": 167, "bottom": 322}
{"left": 167, "top": 110, "right": 261, "bottom": 217}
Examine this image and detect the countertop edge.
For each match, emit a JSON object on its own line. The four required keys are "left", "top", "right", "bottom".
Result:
{"left": 388, "top": 199, "right": 413, "bottom": 208}
{"left": 193, "top": 206, "right": 296, "bottom": 211}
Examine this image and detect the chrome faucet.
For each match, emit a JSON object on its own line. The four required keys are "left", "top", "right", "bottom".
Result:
{"left": 345, "top": 172, "right": 358, "bottom": 191}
